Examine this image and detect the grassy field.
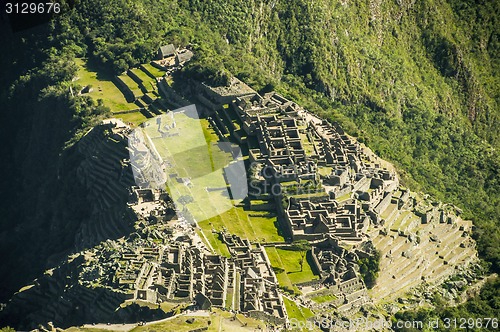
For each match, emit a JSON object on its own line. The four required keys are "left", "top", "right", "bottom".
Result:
{"left": 73, "top": 58, "right": 158, "bottom": 126}
{"left": 308, "top": 292, "right": 337, "bottom": 304}
{"left": 200, "top": 208, "right": 254, "bottom": 241}
{"left": 198, "top": 207, "right": 284, "bottom": 246}
{"left": 65, "top": 305, "right": 264, "bottom": 331}
{"left": 283, "top": 296, "right": 315, "bottom": 320}
{"left": 159, "top": 301, "right": 189, "bottom": 314}
{"left": 131, "top": 316, "right": 210, "bottom": 332}
{"left": 197, "top": 228, "right": 231, "bottom": 257}
{"left": 317, "top": 166, "right": 332, "bottom": 176}
{"left": 116, "top": 111, "right": 148, "bottom": 126}
{"left": 283, "top": 297, "right": 321, "bottom": 332}
{"left": 200, "top": 118, "right": 235, "bottom": 171}
{"left": 74, "top": 58, "right": 138, "bottom": 113}
{"left": 246, "top": 211, "right": 283, "bottom": 243}
{"left": 64, "top": 310, "right": 265, "bottom": 332}
{"left": 196, "top": 118, "right": 285, "bottom": 250}
{"left": 143, "top": 110, "right": 236, "bottom": 222}
{"left": 64, "top": 329, "right": 109, "bottom": 332}
{"left": 141, "top": 111, "right": 284, "bottom": 245}
{"left": 265, "top": 247, "right": 319, "bottom": 285}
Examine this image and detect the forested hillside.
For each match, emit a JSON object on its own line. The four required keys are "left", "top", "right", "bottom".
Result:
{"left": 0, "top": 0, "right": 498, "bottom": 317}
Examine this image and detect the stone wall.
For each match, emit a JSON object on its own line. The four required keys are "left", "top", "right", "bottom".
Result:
{"left": 113, "top": 76, "right": 135, "bottom": 102}
{"left": 247, "top": 310, "right": 286, "bottom": 325}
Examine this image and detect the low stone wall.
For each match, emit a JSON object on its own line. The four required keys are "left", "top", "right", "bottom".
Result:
{"left": 114, "top": 109, "right": 142, "bottom": 115}
{"left": 188, "top": 327, "right": 208, "bottom": 332}
{"left": 247, "top": 310, "right": 286, "bottom": 326}
{"left": 196, "top": 93, "right": 218, "bottom": 111}
{"left": 374, "top": 192, "right": 392, "bottom": 214}
{"left": 127, "top": 70, "right": 148, "bottom": 94}
{"left": 113, "top": 76, "right": 135, "bottom": 102}
{"left": 249, "top": 201, "right": 274, "bottom": 211}
{"left": 296, "top": 279, "right": 323, "bottom": 288}
{"left": 331, "top": 185, "right": 351, "bottom": 199}
{"left": 150, "top": 61, "right": 167, "bottom": 71}
{"left": 143, "top": 94, "right": 155, "bottom": 104}
{"left": 140, "top": 64, "right": 158, "bottom": 79}
{"left": 292, "top": 233, "right": 326, "bottom": 241}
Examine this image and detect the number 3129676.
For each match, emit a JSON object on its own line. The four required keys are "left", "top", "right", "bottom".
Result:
{"left": 5, "top": 2, "right": 61, "bottom": 14}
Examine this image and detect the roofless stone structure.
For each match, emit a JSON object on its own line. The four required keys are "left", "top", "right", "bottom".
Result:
{"left": 1, "top": 79, "right": 479, "bottom": 331}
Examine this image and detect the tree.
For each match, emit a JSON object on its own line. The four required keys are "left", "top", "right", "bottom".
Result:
{"left": 357, "top": 250, "right": 381, "bottom": 289}
{"left": 291, "top": 240, "right": 310, "bottom": 272}
{"left": 272, "top": 266, "right": 285, "bottom": 274}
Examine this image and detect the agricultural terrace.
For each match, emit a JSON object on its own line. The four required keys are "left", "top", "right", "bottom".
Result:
{"left": 74, "top": 58, "right": 167, "bottom": 126}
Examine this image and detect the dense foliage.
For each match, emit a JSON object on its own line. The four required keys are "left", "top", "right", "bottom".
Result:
{"left": 394, "top": 277, "right": 500, "bottom": 331}
{"left": 358, "top": 250, "right": 381, "bottom": 289}
{"left": 0, "top": 9, "right": 109, "bottom": 302}
{"left": 0, "top": 0, "right": 498, "bottom": 320}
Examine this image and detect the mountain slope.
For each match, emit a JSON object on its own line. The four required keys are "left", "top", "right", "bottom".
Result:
{"left": 65, "top": 0, "right": 500, "bottom": 272}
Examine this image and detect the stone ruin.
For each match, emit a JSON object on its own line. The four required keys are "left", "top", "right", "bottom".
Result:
{"left": 0, "top": 79, "right": 480, "bottom": 330}
{"left": 200, "top": 86, "right": 478, "bottom": 313}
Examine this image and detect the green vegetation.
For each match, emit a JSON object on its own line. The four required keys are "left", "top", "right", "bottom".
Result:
{"left": 74, "top": 58, "right": 138, "bottom": 112}
{"left": 143, "top": 111, "right": 234, "bottom": 222}
{"left": 283, "top": 296, "right": 315, "bottom": 321}
{"left": 144, "top": 110, "right": 283, "bottom": 244}
{"left": 0, "top": 0, "right": 499, "bottom": 326}
{"left": 198, "top": 207, "right": 283, "bottom": 244}
{"left": 174, "top": 0, "right": 500, "bottom": 277}
{"left": 309, "top": 293, "right": 337, "bottom": 304}
{"left": 64, "top": 328, "right": 110, "bottom": 332}
{"left": 141, "top": 63, "right": 166, "bottom": 78}
{"left": 266, "top": 247, "right": 319, "bottom": 286}
{"left": 291, "top": 240, "right": 310, "bottom": 272}
{"left": 130, "top": 316, "right": 210, "bottom": 332}
{"left": 200, "top": 118, "right": 234, "bottom": 173}
{"left": 128, "top": 308, "right": 264, "bottom": 332}
{"left": 117, "top": 111, "right": 148, "bottom": 126}
{"left": 130, "top": 68, "right": 157, "bottom": 92}
{"left": 118, "top": 74, "right": 142, "bottom": 97}
{"left": 199, "top": 208, "right": 255, "bottom": 241}
{"left": 198, "top": 229, "right": 231, "bottom": 258}
{"left": 358, "top": 250, "right": 381, "bottom": 289}
{"left": 394, "top": 276, "right": 500, "bottom": 331}
{"left": 246, "top": 212, "right": 284, "bottom": 243}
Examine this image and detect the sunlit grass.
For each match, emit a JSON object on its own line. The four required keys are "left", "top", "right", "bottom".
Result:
{"left": 74, "top": 58, "right": 137, "bottom": 112}
{"left": 265, "top": 247, "right": 319, "bottom": 285}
